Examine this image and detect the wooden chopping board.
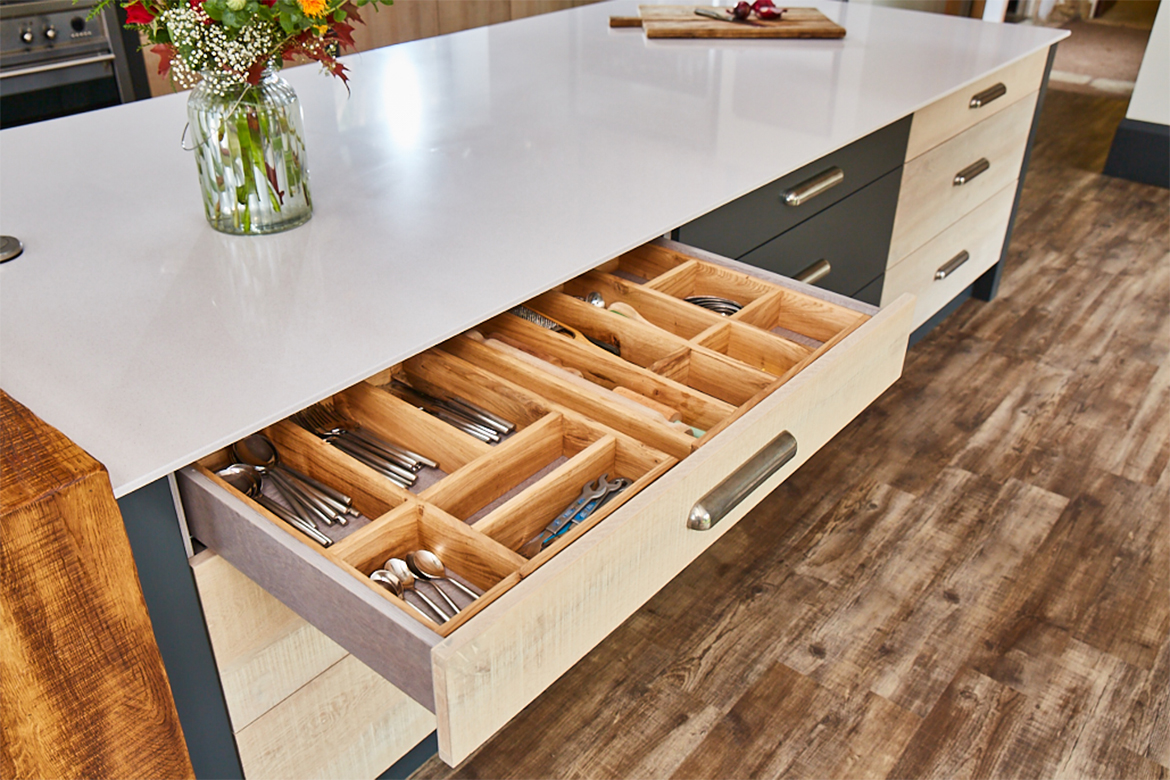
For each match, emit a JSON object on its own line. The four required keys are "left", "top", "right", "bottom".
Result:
{"left": 610, "top": 5, "right": 845, "bottom": 38}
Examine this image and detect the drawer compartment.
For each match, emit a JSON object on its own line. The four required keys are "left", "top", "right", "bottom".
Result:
{"left": 888, "top": 93, "right": 1036, "bottom": 263}
{"left": 737, "top": 167, "right": 902, "bottom": 300}
{"left": 906, "top": 47, "right": 1048, "bottom": 161}
{"left": 676, "top": 116, "right": 911, "bottom": 260}
{"left": 883, "top": 180, "right": 1017, "bottom": 329}
{"left": 178, "top": 240, "right": 915, "bottom": 766}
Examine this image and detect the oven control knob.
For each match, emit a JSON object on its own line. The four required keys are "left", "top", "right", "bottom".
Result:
{"left": 20, "top": 27, "right": 34, "bottom": 44}
{"left": 44, "top": 25, "right": 58, "bottom": 40}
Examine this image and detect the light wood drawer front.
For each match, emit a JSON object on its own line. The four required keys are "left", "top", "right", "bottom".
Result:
{"left": 178, "top": 243, "right": 914, "bottom": 768}
{"left": 889, "top": 93, "right": 1035, "bottom": 263}
{"left": 882, "top": 181, "right": 1016, "bottom": 329}
{"left": 431, "top": 292, "right": 913, "bottom": 763}
{"left": 906, "top": 47, "right": 1048, "bottom": 161}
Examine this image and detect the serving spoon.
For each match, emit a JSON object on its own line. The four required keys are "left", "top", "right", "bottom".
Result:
{"left": 369, "top": 570, "right": 434, "bottom": 622}
{"left": 234, "top": 434, "right": 353, "bottom": 524}
{"left": 405, "top": 552, "right": 460, "bottom": 614}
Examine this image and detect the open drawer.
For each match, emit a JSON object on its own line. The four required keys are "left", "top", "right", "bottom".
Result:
{"left": 177, "top": 239, "right": 914, "bottom": 766}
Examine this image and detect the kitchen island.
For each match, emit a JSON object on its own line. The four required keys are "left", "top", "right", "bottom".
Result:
{"left": 0, "top": 2, "right": 1065, "bottom": 776}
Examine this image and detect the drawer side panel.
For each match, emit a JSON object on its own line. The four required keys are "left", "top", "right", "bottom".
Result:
{"left": 178, "top": 469, "right": 440, "bottom": 711}
{"left": 431, "top": 295, "right": 915, "bottom": 765}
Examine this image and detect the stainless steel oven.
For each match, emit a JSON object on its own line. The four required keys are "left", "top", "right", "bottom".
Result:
{"left": 1, "top": 0, "right": 147, "bottom": 127}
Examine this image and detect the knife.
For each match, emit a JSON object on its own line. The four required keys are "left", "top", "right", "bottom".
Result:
{"left": 694, "top": 7, "right": 766, "bottom": 26}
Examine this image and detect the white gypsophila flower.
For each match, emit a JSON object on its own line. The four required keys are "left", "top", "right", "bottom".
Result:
{"left": 163, "top": 4, "right": 280, "bottom": 88}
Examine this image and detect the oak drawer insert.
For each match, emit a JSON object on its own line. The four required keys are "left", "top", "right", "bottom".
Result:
{"left": 178, "top": 240, "right": 914, "bottom": 766}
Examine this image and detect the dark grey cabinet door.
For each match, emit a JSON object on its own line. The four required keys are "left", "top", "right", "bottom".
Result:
{"left": 737, "top": 167, "right": 902, "bottom": 301}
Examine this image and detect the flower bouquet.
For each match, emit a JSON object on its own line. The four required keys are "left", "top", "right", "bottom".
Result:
{"left": 89, "top": 0, "right": 393, "bottom": 233}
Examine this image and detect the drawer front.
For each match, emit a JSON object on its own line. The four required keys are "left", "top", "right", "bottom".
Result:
{"left": 676, "top": 116, "right": 911, "bottom": 260}
{"left": 179, "top": 243, "right": 915, "bottom": 769}
{"left": 888, "top": 93, "right": 1035, "bottom": 263}
{"left": 906, "top": 47, "right": 1049, "bottom": 161}
{"left": 882, "top": 180, "right": 1016, "bottom": 329}
{"left": 738, "top": 167, "right": 902, "bottom": 300}
{"left": 430, "top": 282, "right": 913, "bottom": 763}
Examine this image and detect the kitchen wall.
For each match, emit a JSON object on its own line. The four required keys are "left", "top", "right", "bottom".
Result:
{"left": 1126, "top": 0, "right": 1168, "bottom": 124}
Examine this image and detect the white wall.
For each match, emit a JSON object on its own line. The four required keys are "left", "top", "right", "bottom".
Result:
{"left": 1127, "top": 0, "right": 1169, "bottom": 125}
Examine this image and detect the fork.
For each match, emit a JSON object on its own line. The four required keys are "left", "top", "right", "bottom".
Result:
{"left": 293, "top": 404, "right": 437, "bottom": 486}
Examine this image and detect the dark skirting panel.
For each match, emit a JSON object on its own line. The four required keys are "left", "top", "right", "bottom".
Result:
{"left": 1104, "top": 118, "right": 1170, "bottom": 189}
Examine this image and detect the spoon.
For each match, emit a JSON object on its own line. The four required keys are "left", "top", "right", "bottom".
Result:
{"left": 234, "top": 434, "right": 352, "bottom": 524}
{"left": 386, "top": 558, "right": 450, "bottom": 621}
{"left": 369, "top": 569, "right": 433, "bottom": 622}
{"left": 216, "top": 464, "right": 332, "bottom": 547}
{"left": 409, "top": 549, "right": 479, "bottom": 602}
{"left": 405, "top": 552, "right": 460, "bottom": 615}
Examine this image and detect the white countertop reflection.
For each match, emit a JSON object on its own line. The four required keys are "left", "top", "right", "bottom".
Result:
{"left": 0, "top": 0, "right": 1064, "bottom": 496}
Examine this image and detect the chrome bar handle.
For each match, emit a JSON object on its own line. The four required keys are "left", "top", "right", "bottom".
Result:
{"left": 969, "top": 82, "right": 1007, "bottom": 108}
{"left": 953, "top": 158, "right": 990, "bottom": 186}
{"left": 795, "top": 259, "right": 831, "bottom": 285}
{"left": 782, "top": 167, "right": 844, "bottom": 206}
{"left": 0, "top": 53, "right": 115, "bottom": 80}
{"left": 688, "top": 431, "right": 797, "bottom": 531}
{"left": 935, "top": 250, "right": 970, "bottom": 280}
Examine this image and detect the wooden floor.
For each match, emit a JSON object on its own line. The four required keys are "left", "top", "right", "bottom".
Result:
{"left": 413, "top": 89, "right": 1170, "bottom": 780}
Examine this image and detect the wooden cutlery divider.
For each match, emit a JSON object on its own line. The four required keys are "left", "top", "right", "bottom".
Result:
{"left": 196, "top": 242, "right": 874, "bottom": 638}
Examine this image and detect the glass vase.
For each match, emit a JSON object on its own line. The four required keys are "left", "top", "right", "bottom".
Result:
{"left": 187, "top": 68, "right": 312, "bottom": 235}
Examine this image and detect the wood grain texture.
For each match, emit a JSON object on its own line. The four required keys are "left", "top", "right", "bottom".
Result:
{"left": 890, "top": 93, "right": 1037, "bottom": 263}
{"left": 0, "top": 391, "right": 193, "bottom": 780}
{"left": 430, "top": 295, "right": 912, "bottom": 764}
{"left": 410, "top": 90, "right": 1170, "bottom": 780}
{"left": 906, "top": 47, "right": 1049, "bottom": 161}
{"left": 630, "top": 5, "right": 846, "bottom": 39}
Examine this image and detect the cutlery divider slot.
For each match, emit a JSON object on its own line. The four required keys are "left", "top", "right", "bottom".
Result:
{"left": 643, "top": 257, "right": 775, "bottom": 309}
{"left": 420, "top": 412, "right": 569, "bottom": 524}
{"left": 691, "top": 321, "right": 813, "bottom": 377}
{"left": 436, "top": 337, "right": 698, "bottom": 461}
{"left": 481, "top": 311, "right": 734, "bottom": 431}
{"left": 731, "top": 287, "right": 865, "bottom": 344}
{"left": 595, "top": 243, "right": 691, "bottom": 283}
{"left": 398, "top": 352, "right": 550, "bottom": 432}
{"left": 647, "top": 346, "right": 776, "bottom": 407}
{"left": 560, "top": 271, "right": 723, "bottom": 340}
{"left": 332, "top": 501, "right": 524, "bottom": 636}
{"left": 526, "top": 291, "right": 680, "bottom": 369}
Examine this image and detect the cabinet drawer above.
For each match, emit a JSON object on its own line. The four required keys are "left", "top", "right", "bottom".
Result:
{"left": 676, "top": 116, "right": 911, "bottom": 260}
{"left": 906, "top": 47, "right": 1048, "bottom": 161}
{"left": 178, "top": 240, "right": 914, "bottom": 766}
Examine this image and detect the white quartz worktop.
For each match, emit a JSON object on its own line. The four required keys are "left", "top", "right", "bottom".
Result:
{"left": 0, "top": 0, "right": 1064, "bottom": 497}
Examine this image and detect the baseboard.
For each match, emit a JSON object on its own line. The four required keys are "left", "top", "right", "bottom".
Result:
{"left": 1104, "top": 118, "right": 1170, "bottom": 189}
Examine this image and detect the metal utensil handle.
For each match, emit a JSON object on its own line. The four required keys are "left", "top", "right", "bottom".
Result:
{"left": 795, "top": 259, "right": 832, "bottom": 285}
{"left": 425, "top": 581, "right": 460, "bottom": 614}
{"left": 412, "top": 589, "right": 451, "bottom": 621}
{"left": 969, "top": 82, "right": 1007, "bottom": 109}
{"left": 688, "top": 431, "right": 798, "bottom": 530}
{"left": 442, "top": 575, "right": 479, "bottom": 601}
{"left": 280, "top": 463, "right": 353, "bottom": 508}
{"left": 350, "top": 428, "right": 436, "bottom": 470}
{"left": 332, "top": 436, "right": 417, "bottom": 482}
{"left": 935, "top": 250, "right": 971, "bottom": 280}
{"left": 782, "top": 167, "right": 844, "bottom": 206}
{"left": 953, "top": 158, "right": 990, "bottom": 186}
{"left": 281, "top": 470, "right": 352, "bottom": 517}
{"left": 274, "top": 466, "right": 342, "bottom": 522}
{"left": 329, "top": 438, "right": 414, "bottom": 487}
{"left": 270, "top": 470, "right": 337, "bottom": 525}
{"left": 257, "top": 495, "right": 332, "bottom": 546}
{"left": 448, "top": 397, "right": 515, "bottom": 434}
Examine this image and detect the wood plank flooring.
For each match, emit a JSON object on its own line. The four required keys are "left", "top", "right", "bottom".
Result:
{"left": 412, "top": 89, "right": 1170, "bottom": 780}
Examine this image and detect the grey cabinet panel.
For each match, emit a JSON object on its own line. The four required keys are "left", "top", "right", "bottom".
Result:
{"left": 737, "top": 167, "right": 902, "bottom": 300}
{"left": 675, "top": 116, "right": 911, "bottom": 260}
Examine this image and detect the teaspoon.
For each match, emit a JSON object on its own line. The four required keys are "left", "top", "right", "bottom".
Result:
{"left": 386, "top": 558, "right": 450, "bottom": 621}
{"left": 409, "top": 550, "right": 479, "bottom": 602}
{"left": 405, "top": 552, "right": 460, "bottom": 614}
{"left": 369, "top": 570, "right": 433, "bottom": 622}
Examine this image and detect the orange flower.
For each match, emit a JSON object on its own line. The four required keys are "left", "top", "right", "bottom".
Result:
{"left": 298, "top": 0, "right": 327, "bottom": 16}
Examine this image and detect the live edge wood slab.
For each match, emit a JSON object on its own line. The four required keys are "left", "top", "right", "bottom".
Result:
{"left": 0, "top": 391, "right": 193, "bottom": 780}
{"left": 609, "top": 6, "right": 846, "bottom": 38}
